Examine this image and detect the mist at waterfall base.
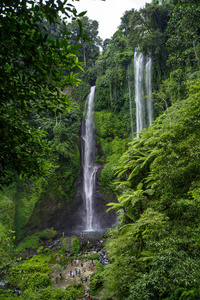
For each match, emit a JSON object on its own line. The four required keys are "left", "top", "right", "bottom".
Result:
{"left": 69, "top": 86, "right": 116, "bottom": 235}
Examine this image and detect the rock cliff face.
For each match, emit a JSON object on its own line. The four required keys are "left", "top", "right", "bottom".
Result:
{"left": 70, "top": 120, "right": 117, "bottom": 233}
{"left": 25, "top": 165, "right": 116, "bottom": 236}
{"left": 70, "top": 163, "right": 117, "bottom": 233}
{"left": 25, "top": 126, "right": 117, "bottom": 236}
{"left": 58, "top": 121, "right": 116, "bottom": 234}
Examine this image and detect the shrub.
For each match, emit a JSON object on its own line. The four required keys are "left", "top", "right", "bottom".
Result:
{"left": 88, "top": 261, "right": 104, "bottom": 296}
{"left": 22, "top": 286, "right": 79, "bottom": 300}
{"left": 49, "top": 253, "right": 60, "bottom": 264}
{"left": 58, "top": 238, "right": 67, "bottom": 254}
{"left": 86, "top": 242, "right": 92, "bottom": 249}
{"left": 89, "top": 274, "right": 103, "bottom": 296}
{"left": 88, "top": 253, "right": 100, "bottom": 261}
{"left": 65, "top": 282, "right": 84, "bottom": 298}
{"left": 71, "top": 236, "right": 81, "bottom": 254}
{"left": 39, "top": 228, "right": 57, "bottom": 240}
{"left": 94, "top": 261, "right": 104, "bottom": 272}
{"left": 7, "top": 254, "right": 51, "bottom": 287}
{"left": 19, "top": 272, "right": 51, "bottom": 291}
{"left": 0, "top": 288, "right": 19, "bottom": 299}
{"left": 14, "top": 234, "right": 40, "bottom": 255}
{"left": 37, "top": 246, "right": 44, "bottom": 253}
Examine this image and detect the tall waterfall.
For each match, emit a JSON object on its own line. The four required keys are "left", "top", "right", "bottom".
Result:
{"left": 145, "top": 56, "right": 153, "bottom": 126}
{"left": 134, "top": 49, "right": 153, "bottom": 137}
{"left": 134, "top": 49, "right": 145, "bottom": 137}
{"left": 82, "top": 86, "right": 98, "bottom": 231}
{"left": 127, "top": 64, "right": 134, "bottom": 140}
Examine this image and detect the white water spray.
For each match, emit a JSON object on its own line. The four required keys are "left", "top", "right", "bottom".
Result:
{"left": 127, "top": 64, "right": 134, "bottom": 140}
{"left": 145, "top": 56, "right": 153, "bottom": 126}
{"left": 82, "top": 86, "right": 98, "bottom": 231}
{"left": 134, "top": 49, "right": 145, "bottom": 137}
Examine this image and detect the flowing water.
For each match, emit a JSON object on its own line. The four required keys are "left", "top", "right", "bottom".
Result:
{"left": 127, "top": 64, "right": 134, "bottom": 140}
{"left": 145, "top": 56, "right": 153, "bottom": 126}
{"left": 82, "top": 86, "right": 98, "bottom": 231}
{"left": 134, "top": 49, "right": 145, "bottom": 137}
{"left": 134, "top": 49, "right": 153, "bottom": 137}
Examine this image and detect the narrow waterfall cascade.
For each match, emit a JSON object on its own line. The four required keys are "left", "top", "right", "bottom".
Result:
{"left": 127, "top": 64, "right": 134, "bottom": 140}
{"left": 145, "top": 56, "right": 153, "bottom": 126}
{"left": 134, "top": 49, "right": 145, "bottom": 137}
{"left": 82, "top": 86, "right": 98, "bottom": 231}
{"left": 70, "top": 86, "right": 116, "bottom": 234}
{"left": 133, "top": 49, "right": 154, "bottom": 137}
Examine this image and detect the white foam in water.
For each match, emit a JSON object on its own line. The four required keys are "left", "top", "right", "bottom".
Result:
{"left": 82, "top": 86, "right": 99, "bottom": 231}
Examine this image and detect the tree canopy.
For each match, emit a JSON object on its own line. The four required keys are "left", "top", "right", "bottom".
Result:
{"left": 0, "top": 0, "right": 84, "bottom": 188}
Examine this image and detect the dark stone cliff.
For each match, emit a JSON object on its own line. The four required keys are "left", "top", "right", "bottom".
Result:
{"left": 25, "top": 124, "right": 117, "bottom": 236}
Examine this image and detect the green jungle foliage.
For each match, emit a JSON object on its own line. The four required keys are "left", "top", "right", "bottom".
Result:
{"left": 89, "top": 261, "right": 104, "bottom": 296}
{"left": 71, "top": 236, "right": 82, "bottom": 254}
{"left": 94, "top": 110, "right": 130, "bottom": 190}
{"left": 0, "top": 251, "right": 84, "bottom": 300}
{"left": 0, "top": 0, "right": 85, "bottom": 188}
{"left": 92, "top": 1, "right": 200, "bottom": 299}
{"left": 0, "top": 2, "right": 103, "bottom": 242}
{"left": 14, "top": 229, "right": 57, "bottom": 255}
{"left": 104, "top": 78, "right": 200, "bottom": 299}
{"left": 0, "top": 0, "right": 200, "bottom": 299}
{"left": 0, "top": 99, "right": 82, "bottom": 242}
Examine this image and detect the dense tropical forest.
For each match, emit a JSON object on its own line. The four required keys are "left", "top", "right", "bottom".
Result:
{"left": 0, "top": 0, "right": 200, "bottom": 299}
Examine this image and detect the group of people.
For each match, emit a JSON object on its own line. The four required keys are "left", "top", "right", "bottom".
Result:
{"left": 72, "top": 258, "right": 79, "bottom": 266}
{"left": 80, "top": 274, "right": 91, "bottom": 283}
{"left": 69, "top": 268, "right": 82, "bottom": 277}
{"left": 69, "top": 258, "right": 92, "bottom": 285}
